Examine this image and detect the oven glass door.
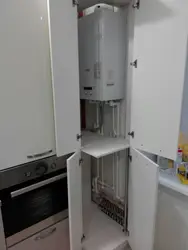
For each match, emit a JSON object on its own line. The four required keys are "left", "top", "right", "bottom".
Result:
{"left": 1, "top": 173, "right": 68, "bottom": 238}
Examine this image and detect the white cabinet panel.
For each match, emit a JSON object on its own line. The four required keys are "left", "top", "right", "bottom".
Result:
{"left": 128, "top": 148, "right": 159, "bottom": 250}
{"left": 67, "top": 152, "right": 83, "bottom": 250}
{"left": 154, "top": 187, "right": 188, "bottom": 250}
{"left": 130, "top": 0, "right": 188, "bottom": 160}
{"left": 0, "top": 0, "right": 55, "bottom": 170}
{"left": 48, "top": 0, "right": 81, "bottom": 157}
{"left": 9, "top": 219, "right": 70, "bottom": 250}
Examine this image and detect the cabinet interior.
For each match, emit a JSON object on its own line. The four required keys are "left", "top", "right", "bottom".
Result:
{"left": 78, "top": 2, "right": 132, "bottom": 249}
{"left": 82, "top": 153, "right": 128, "bottom": 249}
{"left": 78, "top": 0, "right": 130, "bottom": 11}
{"left": 77, "top": 1, "right": 173, "bottom": 248}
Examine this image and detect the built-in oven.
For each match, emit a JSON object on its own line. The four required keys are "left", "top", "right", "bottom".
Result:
{"left": 0, "top": 154, "right": 71, "bottom": 250}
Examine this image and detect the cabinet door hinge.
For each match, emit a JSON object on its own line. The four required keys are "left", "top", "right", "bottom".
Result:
{"left": 130, "top": 59, "right": 137, "bottom": 68}
{"left": 128, "top": 131, "right": 134, "bottom": 138}
{"left": 81, "top": 234, "right": 85, "bottom": 242}
{"left": 72, "top": 0, "right": 79, "bottom": 6}
{"left": 77, "top": 133, "right": 82, "bottom": 141}
{"left": 128, "top": 155, "right": 132, "bottom": 162}
{"left": 79, "top": 158, "right": 83, "bottom": 165}
{"left": 132, "top": 0, "right": 140, "bottom": 9}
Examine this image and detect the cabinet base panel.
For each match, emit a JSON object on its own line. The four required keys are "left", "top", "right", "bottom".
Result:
{"left": 83, "top": 203, "right": 127, "bottom": 250}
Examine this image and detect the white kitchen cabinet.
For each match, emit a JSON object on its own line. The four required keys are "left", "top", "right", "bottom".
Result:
{"left": 48, "top": 0, "right": 188, "bottom": 161}
{"left": 154, "top": 186, "right": 188, "bottom": 250}
{"left": 48, "top": 0, "right": 81, "bottom": 157}
{"left": 67, "top": 152, "right": 83, "bottom": 250}
{"left": 50, "top": 0, "right": 188, "bottom": 249}
{"left": 67, "top": 148, "right": 159, "bottom": 250}
{"left": 130, "top": 0, "right": 188, "bottom": 160}
{"left": 0, "top": 0, "right": 55, "bottom": 170}
{"left": 128, "top": 148, "right": 159, "bottom": 250}
{"left": 9, "top": 219, "right": 70, "bottom": 250}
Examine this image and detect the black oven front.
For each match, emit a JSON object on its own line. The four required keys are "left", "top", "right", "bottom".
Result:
{"left": 0, "top": 154, "right": 71, "bottom": 248}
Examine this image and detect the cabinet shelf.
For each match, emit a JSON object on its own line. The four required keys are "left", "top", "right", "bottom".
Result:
{"left": 159, "top": 169, "right": 188, "bottom": 197}
{"left": 81, "top": 131, "right": 129, "bottom": 158}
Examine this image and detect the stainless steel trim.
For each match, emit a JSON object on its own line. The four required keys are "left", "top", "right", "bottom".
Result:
{"left": 27, "top": 149, "right": 53, "bottom": 159}
{"left": 6, "top": 210, "right": 68, "bottom": 247}
{"left": 0, "top": 200, "right": 6, "bottom": 250}
{"left": 11, "top": 173, "right": 67, "bottom": 198}
{"left": 35, "top": 227, "right": 56, "bottom": 241}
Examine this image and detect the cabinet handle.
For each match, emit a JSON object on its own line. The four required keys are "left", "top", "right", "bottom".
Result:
{"left": 35, "top": 227, "right": 56, "bottom": 241}
{"left": 11, "top": 173, "right": 67, "bottom": 198}
{"left": 27, "top": 149, "right": 53, "bottom": 159}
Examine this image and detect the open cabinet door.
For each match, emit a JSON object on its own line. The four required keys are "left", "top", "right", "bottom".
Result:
{"left": 130, "top": 0, "right": 188, "bottom": 160}
{"left": 48, "top": 0, "right": 81, "bottom": 157}
{"left": 67, "top": 152, "right": 83, "bottom": 250}
{"left": 128, "top": 148, "right": 159, "bottom": 250}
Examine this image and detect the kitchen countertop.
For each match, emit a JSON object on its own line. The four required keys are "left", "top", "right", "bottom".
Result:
{"left": 159, "top": 168, "right": 188, "bottom": 197}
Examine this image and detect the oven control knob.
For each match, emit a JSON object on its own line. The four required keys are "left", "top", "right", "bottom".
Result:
{"left": 51, "top": 163, "right": 56, "bottom": 169}
{"left": 25, "top": 171, "right": 31, "bottom": 177}
{"left": 35, "top": 162, "right": 48, "bottom": 176}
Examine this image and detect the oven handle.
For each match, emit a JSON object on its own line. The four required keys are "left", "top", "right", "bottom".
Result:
{"left": 11, "top": 173, "right": 67, "bottom": 198}
{"left": 35, "top": 227, "right": 57, "bottom": 241}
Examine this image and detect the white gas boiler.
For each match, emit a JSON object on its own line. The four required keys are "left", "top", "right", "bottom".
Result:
{"left": 78, "top": 8, "right": 126, "bottom": 101}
